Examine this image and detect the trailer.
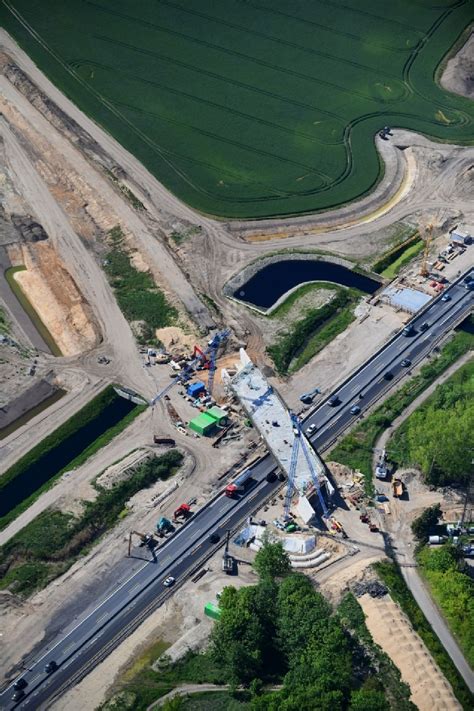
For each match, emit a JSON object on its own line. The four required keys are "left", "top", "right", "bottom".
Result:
{"left": 153, "top": 435, "right": 176, "bottom": 446}
{"left": 224, "top": 468, "right": 253, "bottom": 497}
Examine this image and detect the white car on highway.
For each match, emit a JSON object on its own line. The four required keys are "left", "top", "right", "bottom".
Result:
{"left": 163, "top": 576, "right": 175, "bottom": 587}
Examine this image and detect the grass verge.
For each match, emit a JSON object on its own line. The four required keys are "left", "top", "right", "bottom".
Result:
{"left": 374, "top": 561, "right": 473, "bottom": 710}
{"left": 99, "top": 650, "right": 227, "bottom": 711}
{"left": 267, "top": 287, "right": 361, "bottom": 375}
{"left": 380, "top": 240, "right": 424, "bottom": 279}
{"left": 0, "top": 386, "right": 145, "bottom": 531}
{"left": 0, "top": 305, "right": 9, "bottom": 334}
{"left": 104, "top": 226, "right": 177, "bottom": 345}
{"left": 416, "top": 545, "right": 474, "bottom": 667}
{"left": 371, "top": 230, "right": 420, "bottom": 276}
{"left": 267, "top": 281, "right": 337, "bottom": 319}
{"left": 330, "top": 328, "right": 474, "bottom": 495}
{"left": 0, "top": 450, "right": 183, "bottom": 597}
{"left": 4, "top": 266, "right": 62, "bottom": 355}
{"left": 388, "top": 360, "right": 473, "bottom": 486}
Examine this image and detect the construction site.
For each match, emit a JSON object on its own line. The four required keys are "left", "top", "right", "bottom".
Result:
{"left": 0, "top": 21, "right": 473, "bottom": 711}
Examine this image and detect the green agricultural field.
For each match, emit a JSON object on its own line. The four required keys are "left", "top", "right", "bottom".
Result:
{"left": 2, "top": 0, "right": 472, "bottom": 218}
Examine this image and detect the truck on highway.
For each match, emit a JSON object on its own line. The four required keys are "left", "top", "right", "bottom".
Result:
{"left": 225, "top": 468, "right": 253, "bottom": 497}
{"left": 392, "top": 479, "right": 404, "bottom": 498}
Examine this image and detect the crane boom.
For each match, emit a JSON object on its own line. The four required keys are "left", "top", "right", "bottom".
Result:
{"left": 150, "top": 329, "right": 230, "bottom": 406}
{"left": 284, "top": 413, "right": 329, "bottom": 520}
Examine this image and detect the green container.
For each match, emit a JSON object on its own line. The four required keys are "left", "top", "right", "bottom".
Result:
{"left": 189, "top": 413, "right": 216, "bottom": 436}
{"left": 204, "top": 602, "right": 221, "bottom": 620}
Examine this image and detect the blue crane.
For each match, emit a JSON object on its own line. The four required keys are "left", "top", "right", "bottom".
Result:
{"left": 283, "top": 412, "right": 329, "bottom": 520}
{"left": 150, "top": 329, "right": 230, "bottom": 406}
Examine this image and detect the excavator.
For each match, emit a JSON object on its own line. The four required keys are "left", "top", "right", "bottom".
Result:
{"left": 127, "top": 530, "right": 157, "bottom": 557}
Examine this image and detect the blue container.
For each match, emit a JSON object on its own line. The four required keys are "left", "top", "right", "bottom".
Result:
{"left": 187, "top": 381, "right": 206, "bottom": 398}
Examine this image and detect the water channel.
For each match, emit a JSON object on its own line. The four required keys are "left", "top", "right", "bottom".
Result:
{"left": 0, "top": 394, "right": 137, "bottom": 519}
{"left": 233, "top": 259, "right": 381, "bottom": 311}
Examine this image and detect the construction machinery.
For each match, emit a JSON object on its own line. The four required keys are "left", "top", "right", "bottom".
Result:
{"left": 128, "top": 531, "right": 156, "bottom": 557}
{"left": 299, "top": 387, "right": 321, "bottom": 404}
{"left": 150, "top": 329, "right": 230, "bottom": 406}
{"left": 392, "top": 479, "right": 404, "bottom": 498}
{"left": 222, "top": 530, "right": 234, "bottom": 574}
{"left": 283, "top": 412, "right": 329, "bottom": 521}
{"left": 173, "top": 503, "right": 192, "bottom": 522}
{"left": 156, "top": 517, "right": 173, "bottom": 537}
{"left": 420, "top": 223, "right": 434, "bottom": 277}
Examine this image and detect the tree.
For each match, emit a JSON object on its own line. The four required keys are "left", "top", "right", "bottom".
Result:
{"left": 350, "top": 689, "right": 388, "bottom": 711}
{"left": 254, "top": 541, "right": 291, "bottom": 580}
{"left": 276, "top": 574, "right": 331, "bottom": 661}
{"left": 210, "top": 583, "right": 277, "bottom": 684}
{"left": 411, "top": 504, "right": 442, "bottom": 543}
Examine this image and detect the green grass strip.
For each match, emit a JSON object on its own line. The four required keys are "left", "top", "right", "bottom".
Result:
{"left": 267, "top": 281, "right": 337, "bottom": 320}
{"left": 291, "top": 305, "right": 356, "bottom": 373}
{"left": 5, "top": 266, "right": 62, "bottom": 356}
{"left": 331, "top": 328, "right": 474, "bottom": 495}
{"left": 0, "top": 386, "right": 146, "bottom": 531}
{"left": 416, "top": 546, "right": 474, "bottom": 667}
{"left": 372, "top": 231, "right": 420, "bottom": 275}
{"left": 0, "top": 450, "right": 183, "bottom": 597}
{"left": 0, "top": 304, "right": 10, "bottom": 334}
{"left": 381, "top": 240, "right": 425, "bottom": 279}
{"left": 267, "top": 287, "right": 360, "bottom": 375}
{"left": 374, "top": 561, "right": 473, "bottom": 710}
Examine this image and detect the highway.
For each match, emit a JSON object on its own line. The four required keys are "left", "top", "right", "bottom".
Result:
{"left": 1, "top": 458, "right": 279, "bottom": 710}
{"left": 1, "top": 268, "right": 473, "bottom": 709}
{"left": 305, "top": 269, "right": 474, "bottom": 451}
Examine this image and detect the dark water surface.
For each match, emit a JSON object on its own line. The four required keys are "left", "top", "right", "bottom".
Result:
{"left": 234, "top": 260, "right": 380, "bottom": 310}
{"left": 0, "top": 396, "right": 136, "bottom": 518}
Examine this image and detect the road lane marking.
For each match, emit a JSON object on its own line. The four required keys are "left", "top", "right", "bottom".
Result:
{"left": 129, "top": 583, "right": 141, "bottom": 595}
{"left": 192, "top": 543, "right": 203, "bottom": 554}
{"left": 95, "top": 612, "right": 109, "bottom": 626}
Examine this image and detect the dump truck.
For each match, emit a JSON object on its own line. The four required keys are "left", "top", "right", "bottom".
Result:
{"left": 392, "top": 479, "right": 404, "bottom": 498}
{"left": 224, "top": 468, "right": 253, "bottom": 497}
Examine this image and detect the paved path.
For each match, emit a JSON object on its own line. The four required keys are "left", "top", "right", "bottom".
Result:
{"left": 147, "top": 683, "right": 283, "bottom": 709}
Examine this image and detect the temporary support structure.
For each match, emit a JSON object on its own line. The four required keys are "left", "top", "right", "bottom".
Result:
{"left": 284, "top": 413, "right": 329, "bottom": 521}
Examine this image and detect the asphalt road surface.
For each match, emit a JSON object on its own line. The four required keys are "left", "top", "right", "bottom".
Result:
{"left": 2, "top": 269, "right": 473, "bottom": 709}
{"left": 305, "top": 269, "right": 474, "bottom": 451}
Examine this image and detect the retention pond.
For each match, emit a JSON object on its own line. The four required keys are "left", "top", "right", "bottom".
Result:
{"left": 232, "top": 259, "right": 381, "bottom": 311}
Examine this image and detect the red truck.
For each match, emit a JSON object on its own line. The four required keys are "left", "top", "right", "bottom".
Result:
{"left": 225, "top": 468, "right": 253, "bottom": 497}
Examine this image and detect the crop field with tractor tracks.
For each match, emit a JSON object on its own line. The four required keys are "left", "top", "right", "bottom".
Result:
{"left": 1, "top": 0, "right": 473, "bottom": 219}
